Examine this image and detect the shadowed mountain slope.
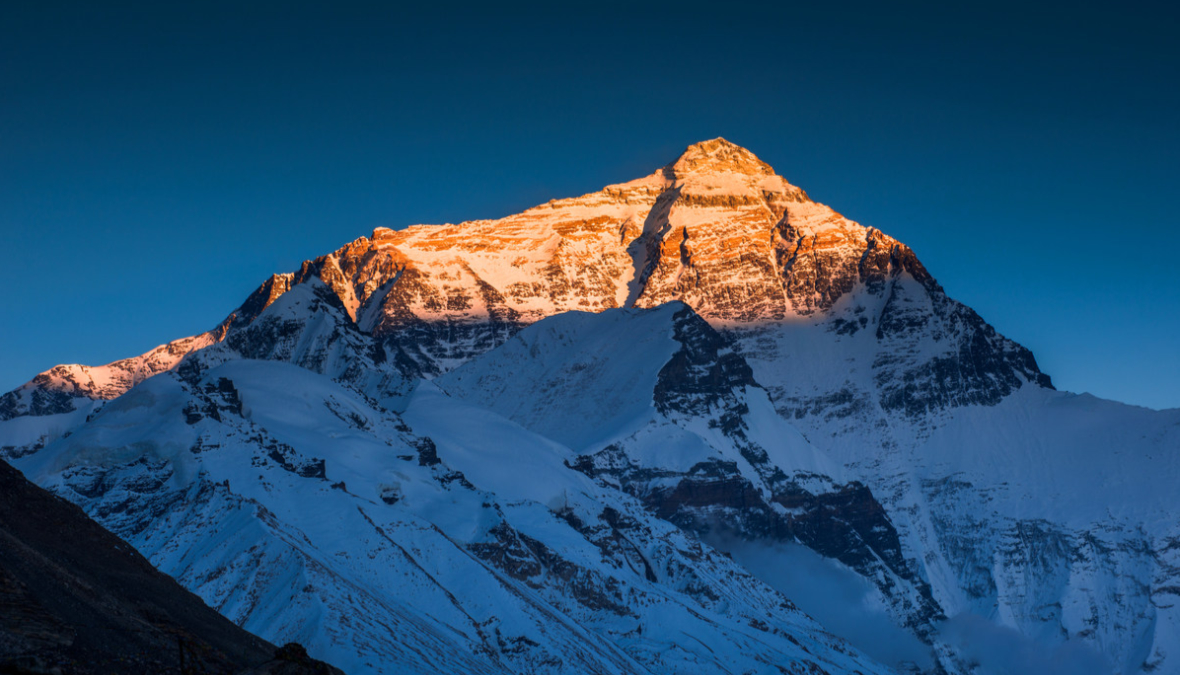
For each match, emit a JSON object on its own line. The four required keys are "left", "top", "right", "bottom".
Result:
{"left": 0, "top": 458, "right": 339, "bottom": 675}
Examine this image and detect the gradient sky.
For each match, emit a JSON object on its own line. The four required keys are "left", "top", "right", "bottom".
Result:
{"left": 2, "top": 1, "right": 1177, "bottom": 409}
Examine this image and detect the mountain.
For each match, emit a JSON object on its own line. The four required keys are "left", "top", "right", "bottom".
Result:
{"left": 0, "top": 456, "right": 342, "bottom": 675}
{"left": 0, "top": 138, "right": 1045, "bottom": 411}
{"left": 2, "top": 138, "right": 1178, "bottom": 674}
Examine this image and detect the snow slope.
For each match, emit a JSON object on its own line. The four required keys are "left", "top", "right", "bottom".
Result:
{"left": 7, "top": 293, "right": 895, "bottom": 675}
{"left": 439, "top": 303, "right": 943, "bottom": 670}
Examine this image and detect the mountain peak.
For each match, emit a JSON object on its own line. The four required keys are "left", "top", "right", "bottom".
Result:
{"left": 666, "top": 138, "right": 774, "bottom": 178}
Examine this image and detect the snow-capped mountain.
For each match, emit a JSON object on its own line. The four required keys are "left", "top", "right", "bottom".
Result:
{"left": 2, "top": 138, "right": 1177, "bottom": 674}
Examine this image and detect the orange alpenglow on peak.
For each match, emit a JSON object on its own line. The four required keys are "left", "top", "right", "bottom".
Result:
{"left": 665, "top": 138, "right": 775, "bottom": 178}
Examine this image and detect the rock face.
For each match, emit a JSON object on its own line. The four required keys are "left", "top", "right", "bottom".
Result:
{"left": 242, "top": 643, "right": 344, "bottom": 675}
{"left": 3, "top": 138, "right": 1178, "bottom": 675}
{"left": 0, "top": 457, "right": 277, "bottom": 674}
{"left": 0, "top": 329, "right": 227, "bottom": 422}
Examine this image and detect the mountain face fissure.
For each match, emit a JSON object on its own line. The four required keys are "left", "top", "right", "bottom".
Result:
{"left": 2, "top": 138, "right": 1177, "bottom": 675}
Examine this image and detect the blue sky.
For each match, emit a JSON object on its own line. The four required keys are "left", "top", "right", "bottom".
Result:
{"left": 2, "top": 1, "right": 1177, "bottom": 409}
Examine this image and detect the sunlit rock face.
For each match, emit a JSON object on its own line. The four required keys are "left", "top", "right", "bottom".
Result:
{"left": 300, "top": 137, "right": 891, "bottom": 327}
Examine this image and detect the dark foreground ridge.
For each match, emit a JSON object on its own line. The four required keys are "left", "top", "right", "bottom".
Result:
{"left": 0, "top": 459, "right": 341, "bottom": 675}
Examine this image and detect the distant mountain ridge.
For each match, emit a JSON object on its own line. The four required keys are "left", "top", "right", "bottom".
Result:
{"left": 2, "top": 139, "right": 1177, "bottom": 674}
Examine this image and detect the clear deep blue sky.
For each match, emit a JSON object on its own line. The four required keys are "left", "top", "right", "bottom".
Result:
{"left": 2, "top": 1, "right": 1177, "bottom": 409}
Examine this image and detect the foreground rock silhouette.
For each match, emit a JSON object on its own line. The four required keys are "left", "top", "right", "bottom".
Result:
{"left": 0, "top": 459, "right": 340, "bottom": 675}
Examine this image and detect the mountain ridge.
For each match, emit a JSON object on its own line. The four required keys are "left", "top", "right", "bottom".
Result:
{"left": 2, "top": 138, "right": 1047, "bottom": 410}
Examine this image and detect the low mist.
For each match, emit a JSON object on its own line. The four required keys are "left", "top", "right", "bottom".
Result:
{"left": 703, "top": 536, "right": 934, "bottom": 670}
{"left": 705, "top": 536, "right": 1115, "bottom": 675}
{"left": 938, "top": 613, "right": 1113, "bottom": 675}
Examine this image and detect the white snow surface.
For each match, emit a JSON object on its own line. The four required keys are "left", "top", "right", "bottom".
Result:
{"left": 732, "top": 315, "right": 1180, "bottom": 674}
{"left": 12, "top": 356, "right": 893, "bottom": 675}
{"left": 438, "top": 304, "right": 842, "bottom": 484}
{"left": 437, "top": 305, "right": 681, "bottom": 452}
